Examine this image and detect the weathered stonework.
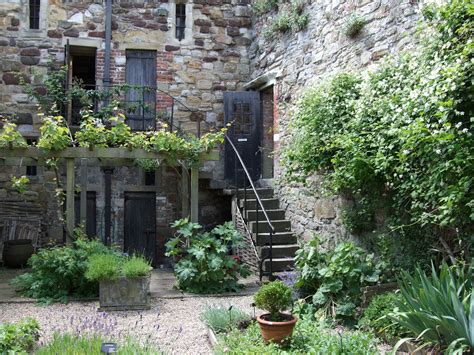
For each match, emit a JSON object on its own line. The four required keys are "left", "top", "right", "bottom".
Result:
{"left": 248, "top": 0, "right": 423, "bottom": 247}
{"left": 0, "top": 0, "right": 249, "bottom": 262}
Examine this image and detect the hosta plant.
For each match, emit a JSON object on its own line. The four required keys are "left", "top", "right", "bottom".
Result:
{"left": 391, "top": 262, "right": 474, "bottom": 353}
{"left": 165, "top": 219, "right": 250, "bottom": 293}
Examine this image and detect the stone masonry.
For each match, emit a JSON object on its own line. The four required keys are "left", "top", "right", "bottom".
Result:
{"left": 248, "top": 0, "right": 423, "bottom": 248}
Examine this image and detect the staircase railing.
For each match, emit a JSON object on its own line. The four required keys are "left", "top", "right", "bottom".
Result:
{"left": 225, "top": 135, "right": 275, "bottom": 280}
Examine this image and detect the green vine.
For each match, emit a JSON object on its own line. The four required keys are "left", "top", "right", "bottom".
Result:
{"left": 283, "top": 0, "right": 474, "bottom": 233}
{"left": 0, "top": 121, "right": 27, "bottom": 148}
{"left": 11, "top": 176, "right": 30, "bottom": 194}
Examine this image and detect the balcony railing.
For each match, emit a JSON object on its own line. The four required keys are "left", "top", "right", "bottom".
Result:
{"left": 62, "top": 84, "right": 198, "bottom": 133}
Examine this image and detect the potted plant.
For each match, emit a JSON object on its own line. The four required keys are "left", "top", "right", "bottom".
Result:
{"left": 254, "top": 281, "right": 297, "bottom": 343}
{"left": 86, "top": 254, "right": 151, "bottom": 311}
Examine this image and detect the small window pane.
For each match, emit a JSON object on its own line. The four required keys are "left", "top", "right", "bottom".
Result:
{"left": 176, "top": 4, "right": 186, "bottom": 41}
{"left": 29, "top": 0, "right": 40, "bottom": 29}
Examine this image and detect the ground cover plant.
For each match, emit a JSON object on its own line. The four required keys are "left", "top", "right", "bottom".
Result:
{"left": 214, "top": 318, "right": 379, "bottom": 354}
{"left": 165, "top": 219, "right": 250, "bottom": 293}
{"left": 391, "top": 262, "right": 474, "bottom": 353}
{"left": 282, "top": 0, "right": 473, "bottom": 250}
{"left": 37, "top": 333, "right": 160, "bottom": 355}
{"left": 11, "top": 238, "right": 115, "bottom": 304}
{"left": 0, "top": 318, "right": 39, "bottom": 353}
{"left": 201, "top": 306, "right": 251, "bottom": 334}
{"left": 295, "top": 237, "right": 380, "bottom": 319}
{"left": 358, "top": 292, "right": 407, "bottom": 343}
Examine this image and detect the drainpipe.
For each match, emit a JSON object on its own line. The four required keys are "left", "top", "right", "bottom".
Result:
{"left": 103, "top": 0, "right": 112, "bottom": 103}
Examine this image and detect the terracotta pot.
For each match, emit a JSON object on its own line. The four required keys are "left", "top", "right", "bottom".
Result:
{"left": 256, "top": 313, "right": 298, "bottom": 343}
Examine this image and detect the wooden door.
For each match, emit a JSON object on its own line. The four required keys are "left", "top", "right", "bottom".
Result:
{"left": 124, "top": 192, "right": 156, "bottom": 265}
{"left": 125, "top": 50, "right": 157, "bottom": 131}
{"left": 224, "top": 92, "right": 261, "bottom": 182}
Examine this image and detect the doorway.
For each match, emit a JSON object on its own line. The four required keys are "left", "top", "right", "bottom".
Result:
{"left": 224, "top": 91, "right": 261, "bottom": 183}
{"left": 124, "top": 192, "right": 156, "bottom": 265}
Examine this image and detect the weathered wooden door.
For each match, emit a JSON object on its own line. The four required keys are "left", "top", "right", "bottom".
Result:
{"left": 224, "top": 92, "right": 261, "bottom": 182}
{"left": 125, "top": 50, "right": 157, "bottom": 130}
{"left": 124, "top": 192, "right": 156, "bottom": 265}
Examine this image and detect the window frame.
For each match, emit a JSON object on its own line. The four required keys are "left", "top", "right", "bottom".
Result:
{"left": 175, "top": 3, "right": 186, "bottom": 41}
{"left": 29, "top": 0, "right": 41, "bottom": 30}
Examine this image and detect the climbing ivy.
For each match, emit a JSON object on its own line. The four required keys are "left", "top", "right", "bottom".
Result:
{"left": 283, "top": 0, "right": 474, "bottom": 232}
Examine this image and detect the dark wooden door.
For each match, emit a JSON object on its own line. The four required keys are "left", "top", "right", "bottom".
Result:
{"left": 224, "top": 92, "right": 261, "bottom": 182}
{"left": 125, "top": 50, "right": 157, "bottom": 131}
{"left": 124, "top": 192, "right": 156, "bottom": 265}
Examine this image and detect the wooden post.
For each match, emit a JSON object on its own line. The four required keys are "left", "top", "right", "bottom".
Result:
{"left": 181, "top": 167, "right": 189, "bottom": 218}
{"left": 66, "top": 158, "right": 75, "bottom": 244}
{"left": 80, "top": 158, "right": 87, "bottom": 228}
{"left": 190, "top": 166, "right": 198, "bottom": 223}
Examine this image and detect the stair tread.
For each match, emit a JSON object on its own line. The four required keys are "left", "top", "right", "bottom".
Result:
{"left": 249, "top": 219, "right": 290, "bottom": 224}
{"left": 261, "top": 244, "right": 299, "bottom": 248}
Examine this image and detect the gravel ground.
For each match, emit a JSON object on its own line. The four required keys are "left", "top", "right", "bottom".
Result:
{"left": 0, "top": 296, "right": 255, "bottom": 354}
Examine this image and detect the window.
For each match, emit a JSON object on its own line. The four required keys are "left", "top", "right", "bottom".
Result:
{"left": 233, "top": 102, "right": 253, "bottom": 135}
{"left": 29, "top": 0, "right": 40, "bottom": 29}
{"left": 176, "top": 4, "right": 186, "bottom": 41}
{"left": 145, "top": 171, "right": 155, "bottom": 186}
{"left": 67, "top": 46, "right": 97, "bottom": 126}
{"left": 26, "top": 139, "right": 37, "bottom": 176}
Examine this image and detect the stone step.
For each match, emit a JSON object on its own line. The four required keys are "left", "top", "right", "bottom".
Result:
{"left": 246, "top": 209, "right": 286, "bottom": 222}
{"left": 236, "top": 188, "right": 274, "bottom": 199}
{"left": 249, "top": 220, "right": 291, "bottom": 233}
{"left": 262, "top": 257, "right": 295, "bottom": 272}
{"left": 254, "top": 232, "right": 297, "bottom": 246}
{"left": 258, "top": 244, "right": 299, "bottom": 259}
{"left": 241, "top": 198, "right": 280, "bottom": 210}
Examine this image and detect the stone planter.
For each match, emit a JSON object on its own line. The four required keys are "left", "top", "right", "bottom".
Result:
{"left": 99, "top": 276, "right": 150, "bottom": 311}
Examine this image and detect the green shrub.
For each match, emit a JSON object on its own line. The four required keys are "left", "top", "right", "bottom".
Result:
{"left": 122, "top": 256, "right": 151, "bottom": 278}
{"left": 295, "top": 238, "right": 380, "bottom": 319}
{"left": 358, "top": 292, "right": 407, "bottom": 343}
{"left": 37, "top": 333, "right": 160, "bottom": 355}
{"left": 85, "top": 254, "right": 122, "bottom": 281}
{"left": 391, "top": 262, "right": 474, "bottom": 353}
{"left": 215, "top": 318, "right": 379, "bottom": 354}
{"left": 165, "top": 219, "right": 250, "bottom": 293}
{"left": 254, "top": 281, "right": 292, "bottom": 321}
{"left": 201, "top": 306, "right": 251, "bottom": 334}
{"left": 0, "top": 318, "right": 40, "bottom": 353}
{"left": 12, "top": 238, "right": 114, "bottom": 304}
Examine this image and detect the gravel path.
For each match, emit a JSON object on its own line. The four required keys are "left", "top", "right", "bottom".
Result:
{"left": 0, "top": 296, "right": 255, "bottom": 354}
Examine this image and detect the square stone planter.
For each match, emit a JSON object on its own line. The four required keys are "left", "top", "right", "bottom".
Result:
{"left": 99, "top": 276, "right": 150, "bottom": 311}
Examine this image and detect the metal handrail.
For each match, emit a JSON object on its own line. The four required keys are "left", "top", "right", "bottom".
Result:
{"left": 225, "top": 135, "right": 275, "bottom": 280}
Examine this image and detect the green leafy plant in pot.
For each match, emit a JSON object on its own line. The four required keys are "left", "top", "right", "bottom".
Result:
{"left": 254, "top": 281, "right": 297, "bottom": 343}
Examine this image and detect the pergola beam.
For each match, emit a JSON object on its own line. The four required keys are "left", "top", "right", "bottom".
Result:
{"left": 0, "top": 147, "right": 219, "bottom": 161}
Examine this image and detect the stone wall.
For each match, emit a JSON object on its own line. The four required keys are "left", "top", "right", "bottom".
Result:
{"left": 0, "top": 0, "right": 252, "bottom": 259}
{"left": 248, "top": 0, "right": 423, "bottom": 247}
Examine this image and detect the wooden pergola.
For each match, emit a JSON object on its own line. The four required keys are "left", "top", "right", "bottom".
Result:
{"left": 0, "top": 147, "right": 219, "bottom": 243}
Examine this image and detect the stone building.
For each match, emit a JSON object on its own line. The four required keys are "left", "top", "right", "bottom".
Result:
{"left": 0, "top": 0, "right": 423, "bottom": 268}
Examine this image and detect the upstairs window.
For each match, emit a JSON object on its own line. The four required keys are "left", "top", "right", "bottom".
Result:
{"left": 176, "top": 4, "right": 186, "bottom": 41}
{"left": 29, "top": 0, "right": 40, "bottom": 29}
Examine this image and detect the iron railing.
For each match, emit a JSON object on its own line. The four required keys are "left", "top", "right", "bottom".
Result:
{"left": 62, "top": 84, "right": 199, "bottom": 134}
{"left": 225, "top": 135, "right": 275, "bottom": 280}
